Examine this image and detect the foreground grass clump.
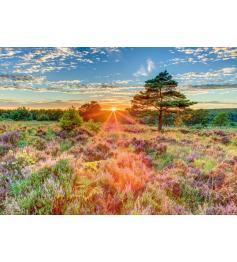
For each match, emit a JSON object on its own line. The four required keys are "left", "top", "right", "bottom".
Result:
{"left": 0, "top": 120, "right": 237, "bottom": 214}
{"left": 2, "top": 159, "right": 73, "bottom": 215}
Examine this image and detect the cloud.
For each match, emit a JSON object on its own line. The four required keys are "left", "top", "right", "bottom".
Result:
{"left": 134, "top": 59, "right": 155, "bottom": 77}
{"left": 134, "top": 65, "right": 148, "bottom": 77}
{"left": 211, "top": 47, "right": 237, "bottom": 60}
{"left": 171, "top": 47, "right": 237, "bottom": 65}
{"left": 175, "top": 67, "right": 237, "bottom": 85}
{"left": 191, "top": 101, "right": 237, "bottom": 109}
{"left": 12, "top": 48, "right": 95, "bottom": 74}
{"left": 147, "top": 58, "right": 155, "bottom": 73}
{"left": 0, "top": 74, "right": 45, "bottom": 83}
{"left": 0, "top": 48, "right": 23, "bottom": 59}
{"left": 0, "top": 74, "right": 46, "bottom": 91}
{"left": 0, "top": 73, "right": 139, "bottom": 95}
{"left": 0, "top": 47, "right": 124, "bottom": 75}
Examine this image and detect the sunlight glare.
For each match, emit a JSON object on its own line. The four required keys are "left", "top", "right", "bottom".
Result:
{"left": 111, "top": 107, "right": 117, "bottom": 112}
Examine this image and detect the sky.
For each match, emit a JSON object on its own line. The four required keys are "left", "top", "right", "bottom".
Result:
{"left": 0, "top": 47, "right": 237, "bottom": 110}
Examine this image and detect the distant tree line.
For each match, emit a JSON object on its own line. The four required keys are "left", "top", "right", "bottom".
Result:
{"left": 0, "top": 101, "right": 103, "bottom": 122}
{"left": 0, "top": 102, "right": 237, "bottom": 128}
{"left": 0, "top": 108, "right": 64, "bottom": 121}
{"left": 129, "top": 108, "right": 237, "bottom": 128}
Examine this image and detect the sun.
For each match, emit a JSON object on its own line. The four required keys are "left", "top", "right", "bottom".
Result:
{"left": 111, "top": 107, "right": 117, "bottom": 112}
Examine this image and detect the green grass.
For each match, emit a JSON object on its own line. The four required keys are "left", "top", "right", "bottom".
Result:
{"left": 5, "top": 159, "right": 73, "bottom": 215}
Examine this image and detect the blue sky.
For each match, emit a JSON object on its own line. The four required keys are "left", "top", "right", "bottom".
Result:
{"left": 0, "top": 47, "right": 237, "bottom": 109}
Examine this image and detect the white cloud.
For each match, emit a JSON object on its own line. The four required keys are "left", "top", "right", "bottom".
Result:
{"left": 134, "top": 65, "right": 148, "bottom": 77}
{"left": 134, "top": 58, "right": 155, "bottom": 77}
{"left": 221, "top": 67, "right": 236, "bottom": 75}
{"left": 112, "top": 80, "right": 132, "bottom": 85}
{"left": 147, "top": 58, "right": 155, "bottom": 73}
{"left": 0, "top": 47, "right": 109, "bottom": 75}
{"left": 175, "top": 67, "right": 237, "bottom": 85}
{"left": 173, "top": 47, "right": 237, "bottom": 65}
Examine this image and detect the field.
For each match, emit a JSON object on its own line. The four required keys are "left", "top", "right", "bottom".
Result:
{"left": 0, "top": 119, "right": 237, "bottom": 215}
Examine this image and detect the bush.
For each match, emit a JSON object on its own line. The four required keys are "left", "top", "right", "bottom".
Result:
{"left": 0, "top": 142, "right": 11, "bottom": 156}
{"left": 84, "top": 119, "right": 101, "bottom": 133}
{"left": 60, "top": 140, "right": 73, "bottom": 152}
{"left": 59, "top": 107, "right": 83, "bottom": 130}
{"left": 0, "top": 130, "right": 20, "bottom": 145}
{"left": 83, "top": 140, "right": 112, "bottom": 161}
{"left": 101, "top": 151, "right": 153, "bottom": 193}
{"left": 212, "top": 112, "right": 230, "bottom": 127}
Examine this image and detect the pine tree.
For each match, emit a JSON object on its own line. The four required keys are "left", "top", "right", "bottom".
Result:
{"left": 131, "top": 70, "right": 196, "bottom": 131}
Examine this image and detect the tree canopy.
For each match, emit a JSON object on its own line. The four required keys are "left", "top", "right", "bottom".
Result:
{"left": 131, "top": 70, "right": 196, "bottom": 130}
{"left": 79, "top": 101, "right": 101, "bottom": 121}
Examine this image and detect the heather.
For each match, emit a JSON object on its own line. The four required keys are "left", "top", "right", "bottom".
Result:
{"left": 0, "top": 119, "right": 237, "bottom": 214}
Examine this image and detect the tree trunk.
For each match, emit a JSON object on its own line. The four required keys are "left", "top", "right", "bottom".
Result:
{"left": 158, "top": 109, "right": 163, "bottom": 131}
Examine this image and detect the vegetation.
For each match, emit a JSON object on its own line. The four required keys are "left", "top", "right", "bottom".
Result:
{"left": 0, "top": 107, "right": 64, "bottom": 121}
{"left": 79, "top": 101, "right": 101, "bottom": 121}
{"left": 0, "top": 118, "right": 237, "bottom": 215}
{"left": 185, "top": 109, "right": 210, "bottom": 127}
{"left": 212, "top": 112, "right": 230, "bottom": 127}
{"left": 0, "top": 105, "right": 237, "bottom": 128}
{"left": 59, "top": 107, "right": 83, "bottom": 130}
{"left": 131, "top": 70, "right": 196, "bottom": 131}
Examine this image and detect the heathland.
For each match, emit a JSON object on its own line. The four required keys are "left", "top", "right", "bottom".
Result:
{"left": 0, "top": 114, "right": 237, "bottom": 214}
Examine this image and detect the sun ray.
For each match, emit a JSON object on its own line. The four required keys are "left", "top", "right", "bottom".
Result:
{"left": 116, "top": 111, "right": 138, "bottom": 125}
{"left": 112, "top": 110, "right": 122, "bottom": 135}
{"left": 95, "top": 111, "right": 113, "bottom": 137}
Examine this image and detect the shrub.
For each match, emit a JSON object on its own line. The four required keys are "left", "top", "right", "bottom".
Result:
{"left": 0, "top": 130, "right": 20, "bottom": 145}
{"left": 131, "top": 182, "right": 187, "bottom": 215}
{"left": 194, "top": 158, "right": 217, "bottom": 174}
{"left": 44, "top": 128, "right": 56, "bottom": 140}
{"left": 101, "top": 151, "right": 153, "bottom": 193}
{"left": 15, "top": 147, "right": 38, "bottom": 168}
{"left": 0, "top": 142, "right": 11, "bottom": 156}
{"left": 84, "top": 119, "right": 101, "bottom": 133}
{"left": 59, "top": 107, "right": 83, "bottom": 130}
{"left": 60, "top": 140, "right": 73, "bottom": 152}
{"left": 83, "top": 140, "right": 113, "bottom": 161}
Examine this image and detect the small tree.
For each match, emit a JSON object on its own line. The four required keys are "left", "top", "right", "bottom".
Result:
{"left": 59, "top": 107, "right": 83, "bottom": 130}
{"left": 212, "top": 112, "right": 229, "bottom": 127}
{"left": 131, "top": 70, "right": 196, "bottom": 131}
{"left": 79, "top": 101, "right": 101, "bottom": 121}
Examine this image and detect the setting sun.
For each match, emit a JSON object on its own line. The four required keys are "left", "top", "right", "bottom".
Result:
{"left": 111, "top": 107, "right": 117, "bottom": 112}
